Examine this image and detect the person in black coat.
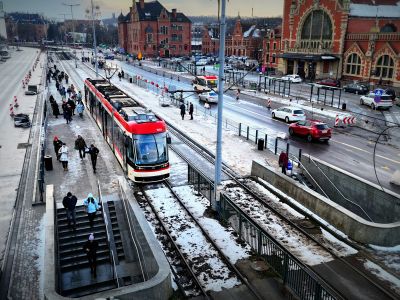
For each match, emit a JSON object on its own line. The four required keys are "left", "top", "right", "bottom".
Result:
{"left": 62, "top": 192, "right": 78, "bottom": 229}
{"left": 179, "top": 103, "right": 186, "bottom": 120}
{"left": 88, "top": 144, "right": 100, "bottom": 173}
{"left": 64, "top": 105, "right": 72, "bottom": 124}
{"left": 51, "top": 101, "right": 60, "bottom": 118}
{"left": 83, "top": 234, "right": 99, "bottom": 277}
{"left": 67, "top": 98, "right": 76, "bottom": 115}
{"left": 189, "top": 102, "right": 194, "bottom": 120}
{"left": 53, "top": 136, "right": 63, "bottom": 161}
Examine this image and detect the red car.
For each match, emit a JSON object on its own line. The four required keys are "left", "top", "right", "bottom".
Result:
{"left": 289, "top": 120, "right": 332, "bottom": 142}
{"left": 316, "top": 78, "right": 341, "bottom": 88}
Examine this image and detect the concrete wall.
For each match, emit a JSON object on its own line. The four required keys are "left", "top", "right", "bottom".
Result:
{"left": 251, "top": 161, "right": 400, "bottom": 246}
{"left": 301, "top": 156, "right": 400, "bottom": 224}
{"left": 44, "top": 182, "right": 172, "bottom": 299}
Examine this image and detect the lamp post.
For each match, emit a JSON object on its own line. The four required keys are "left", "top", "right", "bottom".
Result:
{"left": 86, "top": 0, "right": 100, "bottom": 77}
{"left": 62, "top": 2, "right": 80, "bottom": 67}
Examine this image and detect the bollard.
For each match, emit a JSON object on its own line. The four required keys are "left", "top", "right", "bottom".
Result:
{"left": 239, "top": 123, "right": 241, "bottom": 137}
{"left": 264, "top": 134, "right": 267, "bottom": 149}
{"left": 286, "top": 143, "right": 290, "bottom": 155}
{"left": 255, "top": 130, "right": 258, "bottom": 144}
{"left": 246, "top": 126, "right": 249, "bottom": 140}
{"left": 274, "top": 138, "right": 278, "bottom": 155}
{"left": 298, "top": 148, "right": 302, "bottom": 162}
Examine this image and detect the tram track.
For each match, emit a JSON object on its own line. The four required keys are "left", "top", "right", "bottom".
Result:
{"left": 137, "top": 181, "right": 264, "bottom": 300}
{"left": 58, "top": 52, "right": 398, "bottom": 299}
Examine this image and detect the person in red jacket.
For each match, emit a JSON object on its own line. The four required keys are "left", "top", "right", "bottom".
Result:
{"left": 278, "top": 151, "right": 288, "bottom": 175}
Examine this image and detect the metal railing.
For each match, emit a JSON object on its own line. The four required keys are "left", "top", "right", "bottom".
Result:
{"left": 188, "top": 164, "right": 215, "bottom": 206}
{"left": 97, "top": 181, "right": 121, "bottom": 288}
{"left": 53, "top": 193, "right": 62, "bottom": 293}
{"left": 307, "top": 157, "right": 373, "bottom": 222}
{"left": 118, "top": 180, "right": 147, "bottom": 282}
{"left": 219, "top": 193, "right": 344, "bottom": 300}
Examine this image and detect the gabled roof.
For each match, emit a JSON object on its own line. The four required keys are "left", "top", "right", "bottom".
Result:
{"left": 135, "top": 1, "right": 164, "bottom": 21}
{"left": 6, "top": 12, "right": 47, "bottom": 24}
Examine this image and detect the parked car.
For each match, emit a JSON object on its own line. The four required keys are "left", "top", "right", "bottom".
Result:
{"left": 271, "top": 106, "right": 306, "bottom": 123}
{"left": 224, "top": 65, "right": 234, "bottom": 72}
{"left": 360, "top": 91, "right": 393, "bottom": 110}
{"left": 281, "top": 74, "right": 303, "bottom": 83}
{"left": 199, "top": 91, "right": 218, "bottom": 103}
{"left": 289, "top": 120, "right": 332, "bottom": 142}
{"left": 196, "top": 59, "right": 207, "bottom": 66}
{"left": 384, "top": 88, "right": 397, "bottom": 101}
{"left": 343, "top": 83, "right": 369, "bottom": 95}
{"left": 316, "top": 78, "right": 341, "bottom": 87}
{"left": 14, "top": 113, "right": 31, "bottom": 128}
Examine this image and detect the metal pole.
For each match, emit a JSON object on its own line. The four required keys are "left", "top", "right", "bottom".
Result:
{"left": 63, "top": 3, "right": 80, "bottom": 66}
{"left": 214, "top": 0, "right": 227, "bottom": 209}
{"left": 91, "top": 0, "right": 99, "bottom": 77}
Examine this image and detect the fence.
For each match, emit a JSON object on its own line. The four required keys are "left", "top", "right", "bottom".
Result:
{"left": 219, "top": 193, "right": 342, "bottom": 300}
{"left": 187, "top": 164, "right": 215, "bottom": 208}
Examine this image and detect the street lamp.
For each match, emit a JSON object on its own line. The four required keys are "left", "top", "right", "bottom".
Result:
{"left": 86, "top": 0, "right": 100, "bottom": 77}
{"left": 62, "top": 2, "right": 80, "bottom": 68}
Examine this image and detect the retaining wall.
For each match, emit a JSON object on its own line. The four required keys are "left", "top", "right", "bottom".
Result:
{"left": 251, "top": 161, "right": 400, "bottom": 246}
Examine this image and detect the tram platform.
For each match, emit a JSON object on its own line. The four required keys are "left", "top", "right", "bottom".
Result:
{"left": 42, "top": 65, "right": 171, "bottom": 299}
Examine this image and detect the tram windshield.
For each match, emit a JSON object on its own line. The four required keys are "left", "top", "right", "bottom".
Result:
{"left": 134, "top": 133, "right": 168, "bottom": 165}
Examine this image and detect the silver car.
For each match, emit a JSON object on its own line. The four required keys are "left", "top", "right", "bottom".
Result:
{"left": 271, "top": 106, "right": 306, "bottom": 123}
{"left": 199, "top": 91, "right": 218, "bottom": 103}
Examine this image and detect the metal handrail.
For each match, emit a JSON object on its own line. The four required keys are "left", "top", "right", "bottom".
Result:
{"left": 307, "top": 156, "right": 373, "bottom": 222}
{"left": 54, "top": 194, "right": 62, "bottom": 293}
{"left": 97, "top": 180, "right": 121, "bottom": 288}
{"left": 296, "top": 159, "right": 329, "bottom": 199}
{"left": 118, "top": 181, "right": 147, "bottom": 281}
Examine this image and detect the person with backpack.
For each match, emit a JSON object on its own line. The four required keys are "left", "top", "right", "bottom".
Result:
{"left": 88, "top": 144, "right": 100, "bottom": 173}
{"left": 83, "top": 193, "right": 99, "bottom": 227}
{"left": 58, "top": 143, "right": 69, "bottom": 171}
{"left": 75, "top": 135, "right": 87, "bottom": 159}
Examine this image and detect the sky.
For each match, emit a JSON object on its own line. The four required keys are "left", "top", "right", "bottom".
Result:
{"left": 1, "top": 0, "right": 283, "bottom": 20}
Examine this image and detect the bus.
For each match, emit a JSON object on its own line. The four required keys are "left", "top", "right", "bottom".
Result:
{"left": 192, "top": 75, "right": 218, "bottom": 92}
{"left": 84, "top": 78, "right": 170, "bottom": 182}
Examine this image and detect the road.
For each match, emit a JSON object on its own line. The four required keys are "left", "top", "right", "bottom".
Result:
{"left": 73, "top": 51, "right": 400, "bottom": 194}
{"left": 0, "top": 47, "right": 41, "bottom": 266}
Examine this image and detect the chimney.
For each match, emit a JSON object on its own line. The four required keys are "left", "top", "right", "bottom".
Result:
{"left": 140, "top": 0, "right": 145, "bottom": 9}
{"left": 172, "top": 8, "right": 177, "bottom": 18}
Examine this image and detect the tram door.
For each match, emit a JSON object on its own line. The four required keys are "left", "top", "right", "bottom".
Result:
{"left": 102, "top": 109, "right": 108, "bottom": 140}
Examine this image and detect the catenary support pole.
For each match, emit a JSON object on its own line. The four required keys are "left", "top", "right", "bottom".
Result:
{"left": 91, "top": 0, "right": 98, "bottom": 77}
{"left": 213, "top": 0, "right": 227, "bottom": 210}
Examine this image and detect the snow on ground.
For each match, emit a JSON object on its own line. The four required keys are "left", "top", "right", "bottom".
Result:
{"left": 368, "top": 244, "right": 400, "bottom": 274}
{"left": 36, "top": 215, "right": 46, "bottom": 300}
{"left": 363, "top": 260, "right": 400, "bottom": 294}
{"left": 222, "top": 184, "right": 334, "bottom": 266}
{"left": 146, "top": 187, "right": 241, "bottom": 291}
{"left": 172, "top": 185, "right": 252, "bottom": 264}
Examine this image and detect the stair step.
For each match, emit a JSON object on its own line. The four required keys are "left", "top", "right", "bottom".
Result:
{"left": 60, "top": 249, "right": 110, "bottom": 266}
{"left": 58, "top": 224, "right": 106, "bottom": 237}
{"left": 59, "top": 241, "right": 108, "bottom": 256}
{"left": 60, "top": 256, "right": 111, "bottom": 272}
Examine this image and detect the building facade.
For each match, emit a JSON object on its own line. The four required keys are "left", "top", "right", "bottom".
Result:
{"left": 271, "top": 0, "right": 400, "bottom": 86}
{"left": 0, "top": 1, "right": 6, "bottom": 40}
{"left": 202, "top": 23, "right": 219, "bottom": 56}
{"left": 118, "top": 0, "right": 191, "bottom": 58}
{"left": 5, "top": 12, "right": 48, "bottom": 42}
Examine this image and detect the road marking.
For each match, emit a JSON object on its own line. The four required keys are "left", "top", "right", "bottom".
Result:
{"left": 331, "top": 139, "right": 400, "bottom": 165}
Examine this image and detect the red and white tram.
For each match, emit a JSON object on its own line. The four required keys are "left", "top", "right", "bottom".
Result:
{"left": 84, "top": 78, "right": 170, "bottom": 182}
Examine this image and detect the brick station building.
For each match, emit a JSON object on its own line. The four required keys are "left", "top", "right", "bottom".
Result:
{"left": 118, "top": 0, "right": 191, "bottom": 58}
{"left": 266, "top": 0, "right": 400, "bottom": 87}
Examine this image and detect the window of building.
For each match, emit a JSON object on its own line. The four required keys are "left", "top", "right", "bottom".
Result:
{"left": 345, "top": 53, "right": 361, "bottom": 75}
{"left": 300, "top": 9, "right": 332, "bottom": 40}
{"left": 160, "top": 26, "right": 168, "bottom": 35}
{"left": 147, "top": 33, "right": 153, "bottom": 43}
{"left": 381, "top": 24, "right": 397, "bottom": 33}
{"left": 273, "top": 42, "right": 276, "bottom": 50}
{"left": 272, "top": 54, "right": 276, "bottom": 63}
{"left": 375, "top": 55, "right": 394, "bottom": 79}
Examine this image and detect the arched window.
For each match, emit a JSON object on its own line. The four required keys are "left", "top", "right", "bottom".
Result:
{"left": 345, "top": 53, "right": 361, "bottom": 75}
{"left": 375, "top": 55, "right": 394, "bottom": 79}
{"left": 301, "top": 10, "right": 332, "bottom": 40}
{"left": 381, "top": 24, "right": 397, "bottom": 33}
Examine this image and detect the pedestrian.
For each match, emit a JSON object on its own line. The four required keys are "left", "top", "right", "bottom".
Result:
{"left": 65, "top": 73, "right": 69, "bottom": 84}
{"left": 64, "top": 105, "right": 72, "bottom": 124}
{"left": 278, "top": 151, "right": 289, "bottom": 175}
{"left": 55, "top": 80, "right": 60, "bottom": 91}
{"left": 53, "top": 136, "right": 63, "bottom": 161}
{"left": 75, "top": 135, "right": 87, "bottom": 159}
{"left": 62, "top": 192, "right": 78, "bottom": 229}
{"left": 77, "top": 90, "right": 82, "bottom": 102}
{"left": 84, "top": 193, "right": 99, "bottom": 227}
{"left": 180, "top": 102, "right": 186, "bottom": 120}
{"left": 67, "top": 98, "right": 76, "bottom": 115}
{"left": 59, "top": 143, "right": 69, "bottom": 171}
{"left": 88, "top": 144, "right": 99, "bottom": 173}
{"left": 118, "top": 72, "right": 122, "bottom": 81}
{"left": 121, "top": 70, "right": 124, "bottom": 78}
{"left": 203, "top": 101, "right": 210, "bottom": 118}
{"left": 236, "top": 88, "right": 240, "bottom": 101}
{"left": 189, "top": 102, "right": 194, "bottom": 120}
{"left": 67, "top": 86, "right": 72, "bottom": 98}
{"left": 77, "top": 102, "right": 84, "bottom": 117}
{"left": 51, "top": 100, "right": 60, "bottom": 118}
{"left": 83, "top": 233, "right": 99, "bottom": 277}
